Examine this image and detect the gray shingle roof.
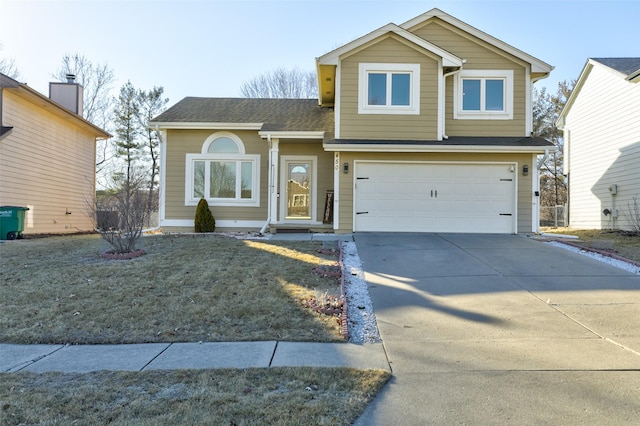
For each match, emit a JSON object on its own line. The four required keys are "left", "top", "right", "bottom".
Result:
{"left": 151, "top": 97, "right": 334, "bottom": 132}
{"left": 592, "top": 58, "right": 640, "bottom": 77}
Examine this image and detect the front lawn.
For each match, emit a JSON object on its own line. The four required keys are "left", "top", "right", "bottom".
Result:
{"left": 0, "top": 234, "right": 344, "bottom": 344}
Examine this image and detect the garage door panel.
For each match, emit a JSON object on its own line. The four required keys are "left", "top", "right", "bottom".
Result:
{"left": 354, "top": 163, "right": 516, "bottom": 233}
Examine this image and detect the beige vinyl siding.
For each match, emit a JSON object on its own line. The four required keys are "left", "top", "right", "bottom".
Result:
{"left": 409, "top": 19, "right": 528, "bottom": 137}
{"left": 0, "top": 91, "right": 97, "bottom": 234}
{"left": 339, "top": 35, "right": 440, "bottom": 140}
{"left": 164, "top": 129, "right": 268, "bottom": 222}
{"left": 564, "top": 64, "right": 640, "bottom": 230}
{"left": 278, "top": 141, "right": 334, "bottom": 222}
{"left": 336, "top": 151, "right": 535, "bottom": 233}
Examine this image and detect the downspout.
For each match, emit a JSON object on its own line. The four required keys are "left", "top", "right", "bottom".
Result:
{"left": 260, "top": 134, "right": 272, "bottom": 235}
{"left": 537, "top": 149, "right": 550, "bottom": 170}
{"left": 155, "top": 124, "right": 166, "bottom": 233}
{"left": 534, "top": 148, "right": 550, "bottom": 233}
{"left": 442, "top": 64, "right": 464, "bottom": 140}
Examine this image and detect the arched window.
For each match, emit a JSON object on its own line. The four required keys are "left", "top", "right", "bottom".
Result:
{"left": 203, "top": 133, "right": 244, "bottom": 154}
{"left": 185, "top": 132, "right": 259, "bottom": 207}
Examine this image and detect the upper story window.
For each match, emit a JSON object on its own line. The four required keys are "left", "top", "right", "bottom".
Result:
{"left": 358, "top": 63, "right": 420, "bottom": 115}
{"left": 185, "top": 132, "right": 260, "bottom": 207}
{"left": 454, "top": 70, "right": 513, "bottom": 120}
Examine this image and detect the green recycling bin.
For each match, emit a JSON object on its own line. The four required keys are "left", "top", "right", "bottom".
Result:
{"left": 0, "top": 206, "right": 29, "bottom": 240}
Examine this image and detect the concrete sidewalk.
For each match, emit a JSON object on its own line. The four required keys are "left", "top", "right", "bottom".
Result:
{"left": 2, "top": 232, "right": 385, "bottom": 375}
{"left": 1, "top": 341, "right": 390, "bottom": 373}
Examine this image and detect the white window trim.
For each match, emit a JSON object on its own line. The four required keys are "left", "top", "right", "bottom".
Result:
{"left": 358, "top": 63, "right": 420, "bottom": 115}
{"left": 454, "top": 70, "right": 513, "bottom": 120}
{"left": 201, "top": 131, "right": 246, "bottom": 154}
{"left": 185, "top": 131, "right": 260, "bottom": 207}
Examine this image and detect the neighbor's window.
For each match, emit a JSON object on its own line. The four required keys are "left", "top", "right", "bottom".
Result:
{"left": 186, "top": 132, "right": 260, "bottom": 207}
{"left": 359, "top": 63, "right": 420, "bottom": 114}
{"left": 455, "top": 70, "right": 513, "bottom": 120}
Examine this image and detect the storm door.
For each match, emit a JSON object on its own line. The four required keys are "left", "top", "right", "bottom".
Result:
{"left": 281, "top": 156, "right": 316, "bottom": 221}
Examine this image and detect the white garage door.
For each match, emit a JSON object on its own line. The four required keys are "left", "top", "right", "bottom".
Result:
{"left": 354, "top": 162, "right": 516, "bottom": 233}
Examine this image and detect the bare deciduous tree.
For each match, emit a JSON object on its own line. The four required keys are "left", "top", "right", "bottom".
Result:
{"left": 0, "top": 42, "right": 21, "bottom": 79}
{"left": 240, "top": 67, "right": 317, "bottom": 98}
{"left": 53, "top": 53, "right": 117, "bottom": 183}
{"left": 96, "top": 166, "right": 150, "bottom": 255}
{"left": 53, "top": 53, "right": 115, "bottom": 126}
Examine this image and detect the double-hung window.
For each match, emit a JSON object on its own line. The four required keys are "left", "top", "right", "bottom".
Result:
{"left": 454, "top": 70, "right": 513, "bottom": 120}
{"left": 185, "top": 132, "right": 260, "bottom": 207}
{"left": 359, "top": 63, "right": 420, "bottom": 114}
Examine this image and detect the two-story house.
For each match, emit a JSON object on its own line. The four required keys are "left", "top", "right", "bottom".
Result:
{"left": 151, "top": 8, "right": 554, "bottom": 234}
{"left": 0, "top": 73, "right": 110, "bottom": 236}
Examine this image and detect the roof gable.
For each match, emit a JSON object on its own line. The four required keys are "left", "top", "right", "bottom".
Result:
{"left": 401, "top": 8, "right": 553, "bottom": 74}
{"left": 316, "top": 23, "right": 463, "bottom": 67}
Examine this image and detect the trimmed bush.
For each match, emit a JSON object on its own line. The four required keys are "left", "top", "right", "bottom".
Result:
{"left": 194, "top": 198, "right": 215, "bottom": 233}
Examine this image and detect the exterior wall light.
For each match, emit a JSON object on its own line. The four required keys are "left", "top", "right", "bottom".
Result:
{"left": 523, "top": 165, "right": 529, "bottom": 176}
{"left": 343, "top": 162, "right": 349, "bottom": 174}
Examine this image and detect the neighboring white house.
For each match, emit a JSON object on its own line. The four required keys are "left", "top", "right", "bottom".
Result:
{"left": 557, "top": 58, "right": 640, "bottom": 230}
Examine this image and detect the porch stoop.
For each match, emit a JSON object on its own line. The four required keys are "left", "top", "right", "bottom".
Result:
{"left": 269, "top": 224, "right": 334, "bottom": 234}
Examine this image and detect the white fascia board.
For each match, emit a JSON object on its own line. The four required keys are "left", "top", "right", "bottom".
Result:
{"left": 401, "top": 8, "right": 553, "bottom": 74}
{"left": 627, "top": 70, "right": 640, "bottom": 82}
{"left": 317, "top": 23, "right": 462, "bottom": 68}
{"left": 258, "top": 131, "right": 325, "bottom": 139}
{"left": 149, "top": 122, "right": 263, "bottom": 130}
{"left": 323, "top": 143, "right": 556, "bottom": 154}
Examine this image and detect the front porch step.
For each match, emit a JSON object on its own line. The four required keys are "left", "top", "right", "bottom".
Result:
{"left": 270, "top": 224, "right": 334, "bottom": 234}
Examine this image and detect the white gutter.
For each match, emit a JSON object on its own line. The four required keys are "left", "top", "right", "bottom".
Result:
{"left": 258, "top": 131, "right": 324, "bottom": 139}
{"left": 149, "top": 122, "right": 263, "bottom": 130}
{"left": 441, "top": 64, "right": 464, "bottom": 140}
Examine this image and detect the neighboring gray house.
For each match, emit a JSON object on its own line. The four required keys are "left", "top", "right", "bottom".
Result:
{"left": 557, "top": 58, "right": 640, "bottom": 230}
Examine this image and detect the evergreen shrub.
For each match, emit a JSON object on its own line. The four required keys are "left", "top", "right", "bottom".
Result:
{"left": 194, "top": 197, "right": 215, "bottom": 232}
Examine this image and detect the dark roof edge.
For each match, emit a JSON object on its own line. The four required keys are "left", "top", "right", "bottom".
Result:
{"left": 328, "top": 136, "right": 554, "bottom": 147}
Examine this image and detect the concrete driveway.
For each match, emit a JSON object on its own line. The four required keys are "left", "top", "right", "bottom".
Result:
{"left": 354, "top": 233, "right": 640, "bottom": 425}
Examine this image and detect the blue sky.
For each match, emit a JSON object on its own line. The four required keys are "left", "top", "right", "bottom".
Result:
{"left": 0, "top": 0, "right": 636, "bottom": 106}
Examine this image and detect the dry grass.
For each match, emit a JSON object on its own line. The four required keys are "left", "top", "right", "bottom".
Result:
{"left": 541, "top": 227, "right": 640, "bottom": 263}
{"left": 0, "top": 234, "right": 344, "bottom": 344}
{"left": 0, "top": 367, "right": 391, "bottom": 425}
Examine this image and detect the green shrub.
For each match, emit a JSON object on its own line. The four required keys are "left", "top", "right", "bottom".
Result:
{"left": 194, "top": 198, "right": 215, "bottom": 233}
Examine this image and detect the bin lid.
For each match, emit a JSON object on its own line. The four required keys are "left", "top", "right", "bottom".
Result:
{"left": 0, "top": 206, "right": 30, "bottom": 210}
